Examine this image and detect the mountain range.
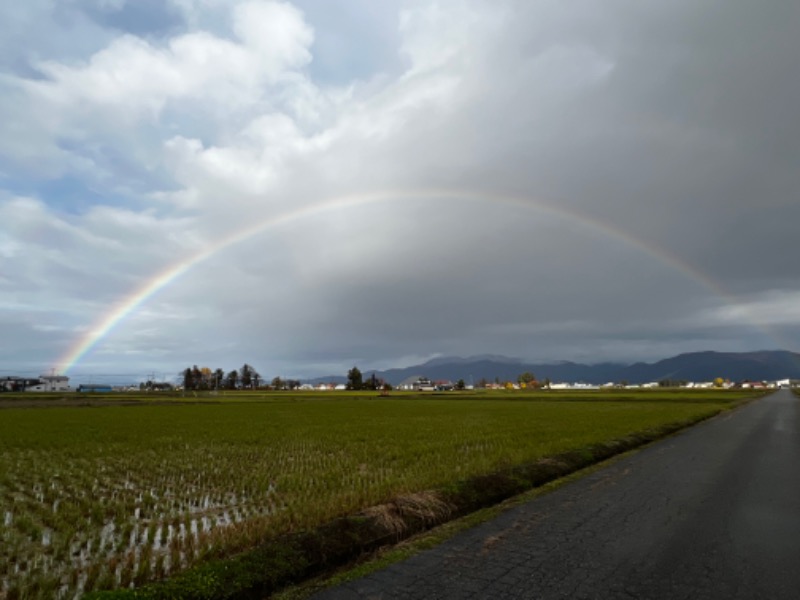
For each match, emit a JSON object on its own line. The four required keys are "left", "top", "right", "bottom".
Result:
{"left": 308, "top": 350, "right": 800, "bottom": 386}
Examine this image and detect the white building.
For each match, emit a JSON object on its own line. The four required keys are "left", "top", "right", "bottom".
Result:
{"left": 25, "top": 375, "right": 72, "bottom": 392}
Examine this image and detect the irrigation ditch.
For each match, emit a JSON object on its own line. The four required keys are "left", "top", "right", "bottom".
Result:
{"left": 83, "top": 409, "right": 726, "bottom": 600}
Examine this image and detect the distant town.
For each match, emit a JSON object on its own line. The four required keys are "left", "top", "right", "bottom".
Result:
{"left": 2, "top": 372, "right": 797, "bottom": 393}
{"left": 8, "top": 351, "right": 800, "bottom": 394}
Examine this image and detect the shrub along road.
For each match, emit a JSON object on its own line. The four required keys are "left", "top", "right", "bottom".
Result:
{"left": 313, "top": 389, "right": 800, "bottom": 599}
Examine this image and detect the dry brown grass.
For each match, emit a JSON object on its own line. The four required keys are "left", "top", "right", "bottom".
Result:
{"left": 362, "top": 491, "right": 453, "bottom": 535}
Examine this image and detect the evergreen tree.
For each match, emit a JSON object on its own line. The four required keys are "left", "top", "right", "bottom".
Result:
{"left": 347, "top": 366, "right": 363, "bottom": 390}
{"left": 224, "top": 370, "right": 238, "bottom": 390}
{"left": 240, "top": 364, "right": 253, "bottom": 388}
{"left": 182, "top": 367, "right": 194, "bottom": 390}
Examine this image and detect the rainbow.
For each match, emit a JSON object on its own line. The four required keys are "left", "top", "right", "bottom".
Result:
{"left": 55, "top": 189, "right": 765, "bottom": 373}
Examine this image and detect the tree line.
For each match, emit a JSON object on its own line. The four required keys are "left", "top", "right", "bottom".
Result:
{"left": 180, "top": 364, "right": 260, "bottom": 390}
{"left": 344, "top": 366, "right": 548, "bottom": 391}
{"left": 177, "top": 365, "right": 553, "bottom": 392}
{"left": 178, "top": 364, "right": 307, "bottom": 391}
{"left": 345, "top": 366, "right": 391, "bottom": 391}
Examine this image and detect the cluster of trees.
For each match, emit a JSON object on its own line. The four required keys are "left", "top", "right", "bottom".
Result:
{"left": 473, "top": 373, "right": 550, "bottom": 389}
{"left": 178, "top": 365, "right": 310, "bottom": 391}
{"left": 341, "top": 367, "right": 549, "bottom": 392}
{"left": 345, "top": 367, "right": 391, "bottom": 391}
{"left": 517, "top": 372, "right": 536, "bottom": 386}
{"left": 180, "top": 364, "right": 261, "bottom": 391}
{"left": 343, "top": 368, "right": 545, "bottom": 391}
{"left": 269, "top": 377, "right": 303, "bottom": 390}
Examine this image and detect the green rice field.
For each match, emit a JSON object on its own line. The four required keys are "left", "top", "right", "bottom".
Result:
{"left": 0, "top": 389, "right": 758, "bottom": 598}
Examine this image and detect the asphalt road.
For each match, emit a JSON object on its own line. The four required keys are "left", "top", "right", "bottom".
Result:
{"left": 313, "top": 390, "right": 800, "bottom": 599}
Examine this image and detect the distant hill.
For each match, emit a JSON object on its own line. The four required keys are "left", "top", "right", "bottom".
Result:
{"left": 306, "top": 350, "right": 800, "bottom": 385}
{"left": 617, "top": 350, "right": 800, "bottom": 383}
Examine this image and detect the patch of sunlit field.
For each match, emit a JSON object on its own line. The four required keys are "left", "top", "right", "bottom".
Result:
{"left": 0, "top": 389, "right": 757, "bottom": 597}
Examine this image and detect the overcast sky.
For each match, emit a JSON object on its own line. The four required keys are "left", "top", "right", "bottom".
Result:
{"left": 2, "top": 0, "right": 799, "bottom": 382}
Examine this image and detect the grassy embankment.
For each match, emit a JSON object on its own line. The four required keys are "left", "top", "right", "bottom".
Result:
{"left": 0, "top": 389, "right": 760, "bottom": 599}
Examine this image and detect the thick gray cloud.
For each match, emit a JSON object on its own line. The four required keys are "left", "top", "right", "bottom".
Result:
{"left": 1, "top": 0, "right": 798, "bottom": 382}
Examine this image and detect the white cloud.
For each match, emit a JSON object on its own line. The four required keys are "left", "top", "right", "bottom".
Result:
{"left": 232, "top": 1, "right": 312, "bottom": 72}
{"left": 699, "top": 291, "right": 800, "bottom": 328}
{"left": 162, "top": 111, "right": 330, "bottom": 199}
{"left": 0, "top": 232, "right": 21, "bottom": 258}
{"left": 27, "top": 3, "right": 313, "bottom": 119}
{"left": 0, "top": 195, "right": 198, "bottom": 306}
{"left": 0, "top": 1, "right": 325, "bottom": 192}
{"left": 398, "top": 1, "right": 502, "bottom": 75}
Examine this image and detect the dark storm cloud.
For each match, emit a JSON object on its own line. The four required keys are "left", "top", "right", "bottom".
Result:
{"left": 264, "top": 0, "right": 800, "bottom": 369}
{"left": 372, "top": 0, "right": 800, "bottom": 287}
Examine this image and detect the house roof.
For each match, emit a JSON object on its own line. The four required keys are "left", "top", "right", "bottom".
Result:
{"left": 397, "top": 375, "right": 424, "bottom": 387}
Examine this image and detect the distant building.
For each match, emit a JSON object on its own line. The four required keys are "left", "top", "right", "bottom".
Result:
{"left": 394, "top": 376, "right": 437, "bottom": 391}
{"left": 24, "top": 375, "right": 72, "bottom": 392}
{"left": 414, "top": 377, "right": 436, "bottom": 391}
{"left": 1, "top": 376, "right": 30, "bottom": 392}
{"left": 396, "top": 376, "right": 421, "bottom": 391}
{"left": 547, "top": 382, "right": 600, "bottom": 390}
{"left": 76, "top": 384, "right": 113, "bottom": 393}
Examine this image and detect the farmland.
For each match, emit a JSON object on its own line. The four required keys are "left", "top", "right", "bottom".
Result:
{"left": 0, "top": 389, "right": 758, "bottom": 598}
